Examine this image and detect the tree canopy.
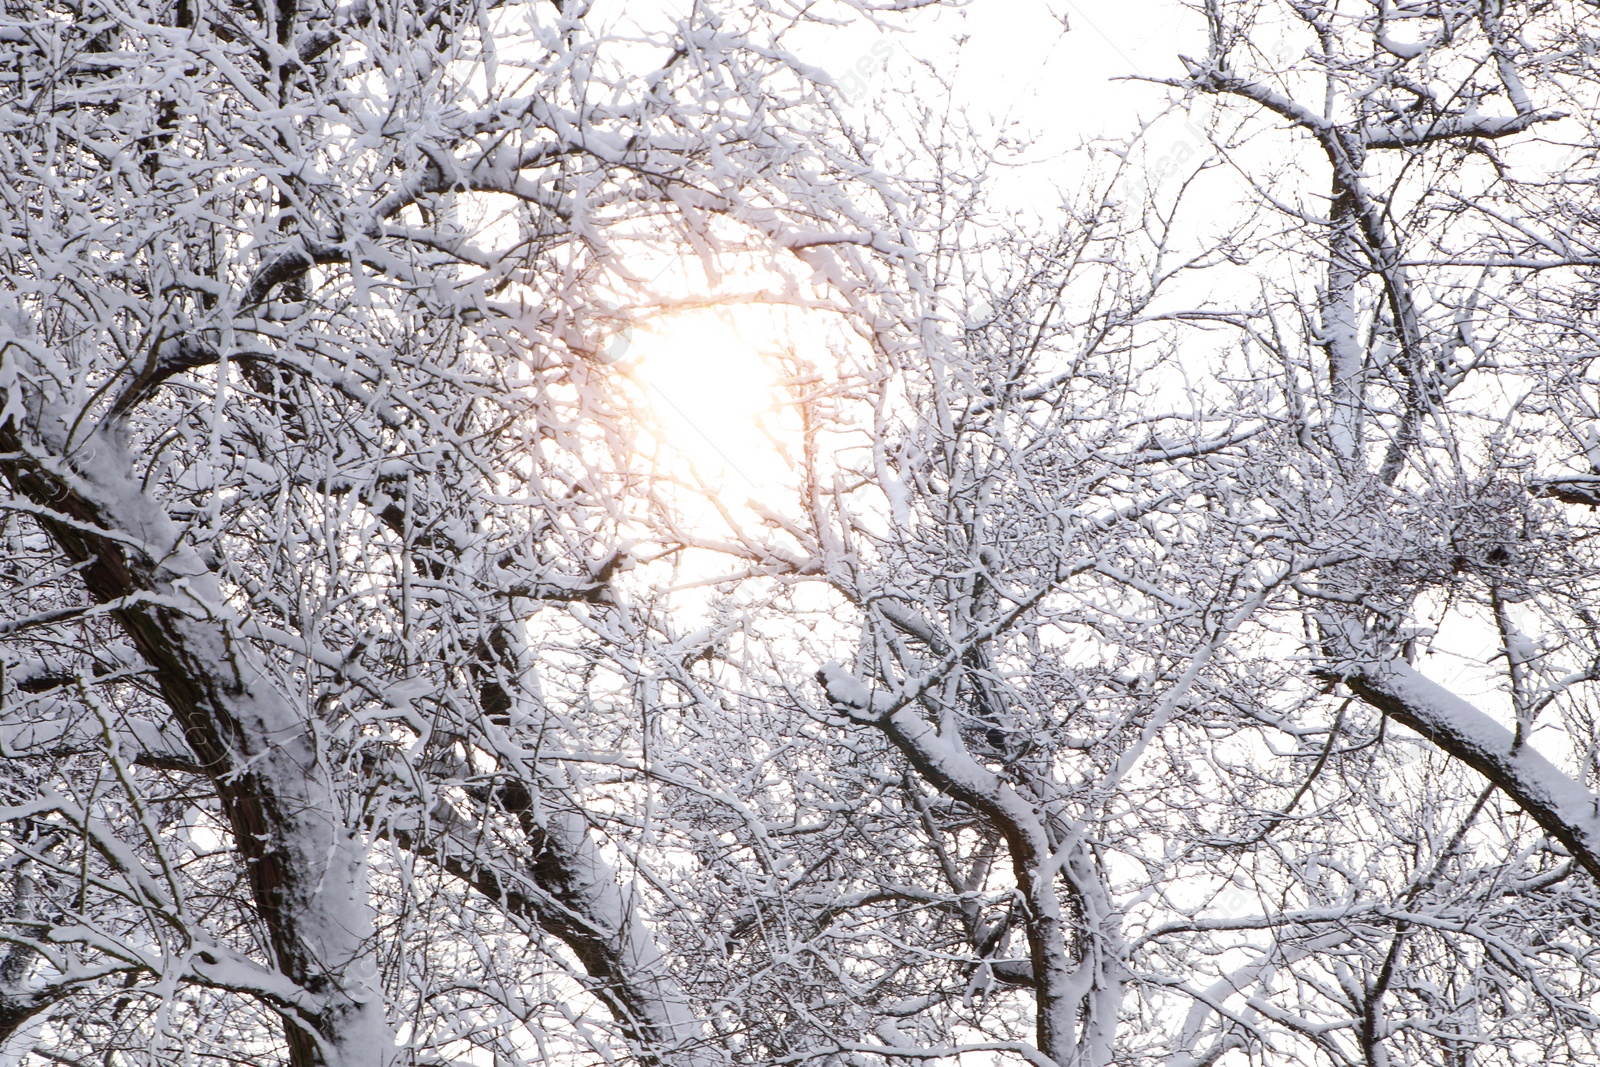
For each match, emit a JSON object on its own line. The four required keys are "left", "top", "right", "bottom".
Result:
{"left": 2, "top": 2, "right": 1600, "bottom": 1066}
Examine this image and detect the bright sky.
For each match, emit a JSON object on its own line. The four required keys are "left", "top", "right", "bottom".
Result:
{"left": 619, "top": 0, "right": 1205, "bottom": 516}
{"left": 796, "top": 0, "right": 1193, "bottom": 139}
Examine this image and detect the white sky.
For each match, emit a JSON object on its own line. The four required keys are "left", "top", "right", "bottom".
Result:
{"left": 799, "top": 0, "right": 1193, "bottom": 137}
{"left": 627, "top": 1, "right": 1208, "bottom": 506}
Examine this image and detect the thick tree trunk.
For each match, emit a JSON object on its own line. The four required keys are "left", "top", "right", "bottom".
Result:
{"left": 0, "top": 418, "right": 396, "bottom": 1067}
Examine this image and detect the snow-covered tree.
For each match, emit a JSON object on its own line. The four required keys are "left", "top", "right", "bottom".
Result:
{"left": 666, "top": 4, "right": 1600, "bottom": 1065}
{"left": 5, "top": 1, "right": 1600, "bottom": 1066}
{"left": 0, "top": 0, "right": 920, "bottom": 1063}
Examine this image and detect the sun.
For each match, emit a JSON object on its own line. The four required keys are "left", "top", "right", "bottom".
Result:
{"left": 623, "top": 307, "right": 798, "bottom": 505}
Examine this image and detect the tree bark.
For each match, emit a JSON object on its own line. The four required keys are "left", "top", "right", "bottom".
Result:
{"left": 0, "top": 418, "right": 397, "bottom": 1067}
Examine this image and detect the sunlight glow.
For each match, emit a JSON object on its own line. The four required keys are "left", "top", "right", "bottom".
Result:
{"left": 623, "top": 307, "right": 799, "bottom": 508}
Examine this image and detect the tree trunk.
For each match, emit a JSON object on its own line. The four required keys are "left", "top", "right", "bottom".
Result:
{"left": 0, "top": 417, "right": 397, "bottom": 1067}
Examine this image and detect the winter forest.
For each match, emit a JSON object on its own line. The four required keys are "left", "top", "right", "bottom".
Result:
{"left": 5, "top": 0, "right": 1600, "bottom": 1064}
